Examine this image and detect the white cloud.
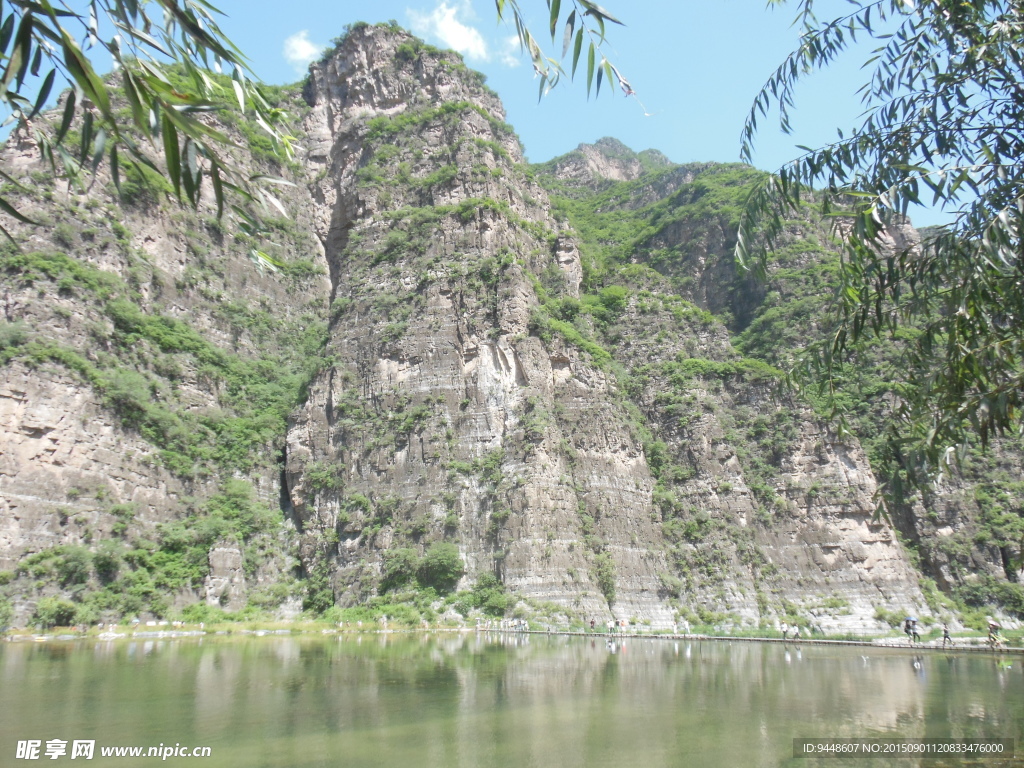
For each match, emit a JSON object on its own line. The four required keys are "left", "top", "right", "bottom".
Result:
{"left": 283, "top": 30, "right": 324, "bottom": 75}
{"left": 499, "top": 35, "right": 521, "bottom": 68}
{"left": 408, "top": 2, "right": 489, "bottom": 61}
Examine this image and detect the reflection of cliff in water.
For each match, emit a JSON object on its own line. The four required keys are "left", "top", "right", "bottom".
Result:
{"left": 2, "top": 636, "right": 1022, "bottom": 768}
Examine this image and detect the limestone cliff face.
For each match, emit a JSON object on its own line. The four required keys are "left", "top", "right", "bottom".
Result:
{"left": 0, "top": 24, "right": 938, "bottom": 629}
{"left": 285, "top": 26, "right": 674, "bottom": 623}
{"left": 0, "top": 76, "right": 325, "bottom": 621}
{"left": 283, "top": 26, "right": 926, "bottom": 628}
{"left": 601, "top": 302, "right": 923, "bottom": 630}
{"left": 1, "top": 363, "right": 177, "bottom": 574}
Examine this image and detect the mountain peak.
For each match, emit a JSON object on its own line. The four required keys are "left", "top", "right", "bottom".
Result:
{"left": 304, "top": 21, "right": 506, "bottom": 127}
{"left": 542, "top": 138, "right": 675, "bottom": 187}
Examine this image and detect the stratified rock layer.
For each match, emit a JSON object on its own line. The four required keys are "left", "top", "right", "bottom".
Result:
{"left": 0, "top": 24, "right": 940, "bottom": 629}
{"left": 284, "top": 26, "right": 926, "bottom": 628}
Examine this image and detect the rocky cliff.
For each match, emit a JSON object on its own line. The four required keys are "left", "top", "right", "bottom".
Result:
{"left": 3, "top": 22, "right": 1015, "bottom": 631}
{"left": 283, "top": 25, "right": 926, "bottom": 630}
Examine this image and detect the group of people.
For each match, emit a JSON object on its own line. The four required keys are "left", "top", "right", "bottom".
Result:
{"left": 906, "top": 617, "right": 1010, "bottom": 648}
{"left": 906, "top": 618, "right": 959, "bottom": 646}
{"left": 578, "top": 615, "right": 1008, "bottom": 648}
{"left": 908, "top": 618, "right": 1010, "bottom": 649}
{"left": 582, "top": 618, "right": 631, "bottom": 634}
{"left": 779, "top": 622, "right": 802, "bottom": 641}
{"left": 475, "top": 618, "right": 530, "bottom": 632}
{"left": 903, "top": 618, "right": 922, "bottom": 644}
{"left": 606, "top": 619, "right": 629, "bottom": 633}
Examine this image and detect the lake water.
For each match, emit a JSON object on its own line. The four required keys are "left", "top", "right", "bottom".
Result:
{"left": 1, "top": 633, "right": 1021, "bottom": 767}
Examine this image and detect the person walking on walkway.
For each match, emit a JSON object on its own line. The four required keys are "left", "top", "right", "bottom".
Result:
{"left": 988, "top": 620, "right": 1005, "bottom": 649}
{"left": 942, "top": 624, "right": 953, "bottom": 647}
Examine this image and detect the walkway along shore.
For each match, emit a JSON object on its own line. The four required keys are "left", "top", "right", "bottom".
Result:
{"left": 5, "top": 626, "right": 1022, "bottom": 654}
{"left": 516, "top": 629, "right": 1024, "bottom": 654}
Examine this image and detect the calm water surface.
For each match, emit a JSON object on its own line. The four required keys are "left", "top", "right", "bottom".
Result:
{"left": 1, "top": 633, "right": 1022, "bottom": 767}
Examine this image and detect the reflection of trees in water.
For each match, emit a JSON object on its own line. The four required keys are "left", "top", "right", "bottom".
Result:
{"left": 2, "top": 637, "right": 1021, "bottom": 767}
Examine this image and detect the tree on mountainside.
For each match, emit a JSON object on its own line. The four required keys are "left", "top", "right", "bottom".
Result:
{"left": 734, "top": 0, "right": 1024, "bottom": 502}
{"left": 0, "top": 595, "right": 12, "bottom": 632}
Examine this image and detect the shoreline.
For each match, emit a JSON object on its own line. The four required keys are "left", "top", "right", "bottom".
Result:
{"left": 4, "top": 626, "right": 1022, "bottom": 654}
{"left": 555, "top": 630, "right": 1024, "bottom": 654}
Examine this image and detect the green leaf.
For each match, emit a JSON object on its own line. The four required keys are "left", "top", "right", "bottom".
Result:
{"left": 249, "top": 175, "right": 297, "bottom": 188}
{"left": 160, "top": 3, "right": 236, "bottom": 63}
{"left": 55, "top": 89, "right": 76, "bottom": 144}
{"left": 571, "top": 28, "right": 583, "bottom": 77}
{"left": 55, "top": 142, "right": 83, "bottom": 189}
{"left": 232, "top": 77, "right": 245, "bottom": 113}
{"left": 184, "top": 139, "right": 198, "bottom": 185}
{"left": 257, "top": 187, "right": 288, "bottom": 217}
{"left": 120, "top": 70, "right": 148, "bottom": 134}
{"left": 161, "top": 113, "right": 181, "bottom": 199}
{"left": 248, "top": 249, "right": 282, "bottom": 273}
{"left": 111, "top": 22, "right": 171, "bottom": 57}
{"left": 586, "top": 43, "right": 595, "bottom": 97}
{"left": 526, "top": 29, "right": 542, "bottom": 66}
{"left": 0, "top": 221, "right": 17, "bottom": 247}
{"left": 0, "top": 196, "right": 38, "bottom": 226}
{"left": 110, "top": 145, "right": 120, "bottom": 192}
{"left": 562, "top": 11, "right": 575, "bottom": 58}
{"left": 60, "top": 32, "right": 110, "bottom": 117}
{"left": 29, "top": 44, "right": 42, "bottom": 77}
{"left": 0, "top": 11, "right": 31, "bottom": 99}
{"left": 579, "top": 1, "right": 624, "bottom": 25}
{"left": 549, "top": 0, "right": 560, "bottom": 40}
{"left": 29, "top": 68, "right": 55, "bottom": 117}
{"left": 12, "top": 12, "right": 35, "bottom": 90}
{"left": 181, "top": 139, "right": 198, "bottom": 205}
{"left": 210, "top": 160, "right": 224, "bottom": 218}
{"left": 0, "top": 13, "right": 15, "bottom": 53}
{"left": 79, "top": 110, "right": 93, "bottom": 163}
{"left": 90, "top": 127, "right": 106, "bottom": 173}
{"left": 162, "top": 103, "right": 233, "bottom": 146}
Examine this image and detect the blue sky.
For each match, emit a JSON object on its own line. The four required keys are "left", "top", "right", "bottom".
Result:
{"left": 218, "top": 0, "right": 866, "bottom": 172}
{"left": 5, "top": 1, "right": 949, "bottom": 226}
{"left": 215, "top": 0, "right": 958, "bottom": 226}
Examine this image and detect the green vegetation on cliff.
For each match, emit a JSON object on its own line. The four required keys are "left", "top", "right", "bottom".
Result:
{"left": 3, "top": 14, "right": 1021, "bottom": 633}
{"left": 1, "top": 249, "right": 329, "bottom": 478}
{"left": 536, "top": 139, "right": 1024, "bottom": 620}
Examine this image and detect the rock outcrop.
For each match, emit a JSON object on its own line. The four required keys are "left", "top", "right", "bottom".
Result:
{"left": 0, "top": 23, "right": 967, "bottom": 630}
{"left": 281, "top": 26, "right": 926, "bottom": 628}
